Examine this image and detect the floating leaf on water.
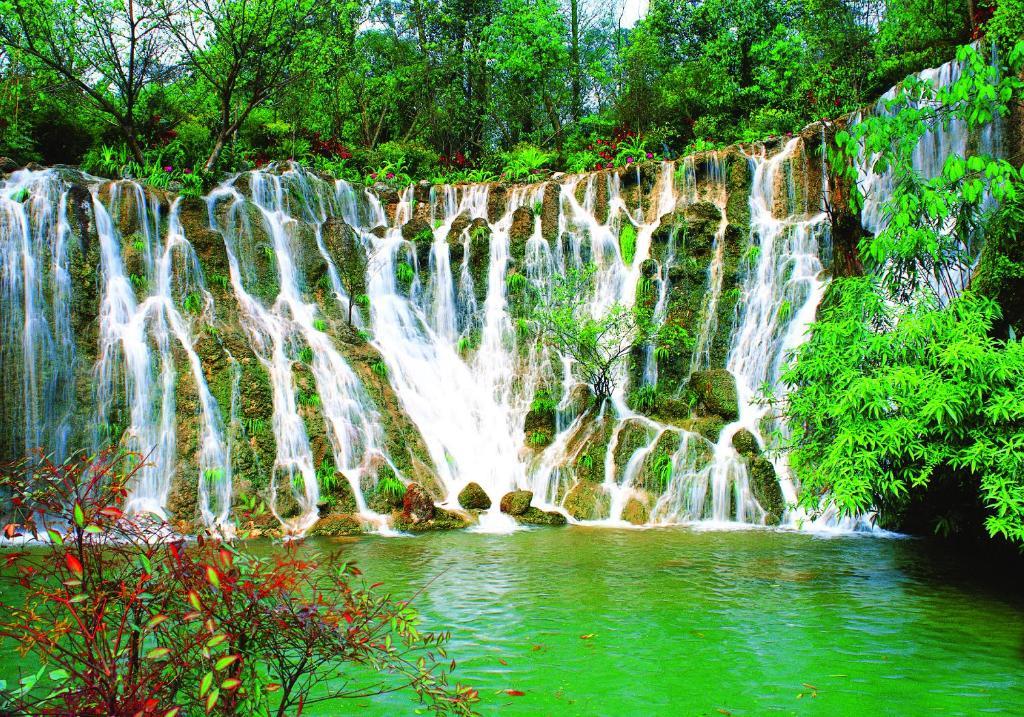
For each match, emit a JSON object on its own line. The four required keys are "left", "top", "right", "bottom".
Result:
{"left": 579, "top": 633, "right": 596, "bottom": 640}
{"left": 505, "top": 689, "right": 525, "bottom": 697}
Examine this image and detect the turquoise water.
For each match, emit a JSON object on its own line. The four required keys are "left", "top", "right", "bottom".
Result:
{"left": 293, "top": 527, "right": 1024, "bottom": 716}
{"left": 3, "top": 527, "right": 1022, "bottom": 715}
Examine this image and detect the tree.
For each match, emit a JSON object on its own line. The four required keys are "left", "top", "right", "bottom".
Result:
{"left": 781, "top": 41, "right": 1024, "bottom": 544}
{"left": 529, "top": 264, "right": 657, "bottom": 399}
{"left": 156, "top": 0, "right": 329, "bottom": 171}
{"left": 0, "top": 0, "right": 176, "bottom": 163}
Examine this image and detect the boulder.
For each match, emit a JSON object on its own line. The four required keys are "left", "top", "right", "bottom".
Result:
{"left": 688, "top": 369, "right": 739, "bottom": 421}
{"left": 458, "top": 482, "right": 492, "bottom": 511}
{"left": 516, "top": 507, "right": 568, "bottom": 526}
{"left": 309, "top": 514, "right": 363, "bottom": 536}
{"left": 402, "top": 483, "right": 435, "bottom": 523}
{"left": 394, "top": 507, "right": 470, "bottom": 532}
{"left": 499, "top": 490, "right": 533, "bottom": 516}
{"left": 563, "top": 482, "right": 611, "bottom": 521}
{"left": 622, "top": 498, "right": 650, "bottom": 526}
{"left": 750, "top": 457, "right": 785, "bottom": 526}
{"left": 731, "top": 429, "right": 760, "bottom": 460}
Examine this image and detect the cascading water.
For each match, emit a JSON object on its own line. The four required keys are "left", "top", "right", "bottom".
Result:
{"left": 0, "top": 170, "right": 76, "bottom": 464}
{"left": 0, "top": 50, "right": 997, "bottom": 535}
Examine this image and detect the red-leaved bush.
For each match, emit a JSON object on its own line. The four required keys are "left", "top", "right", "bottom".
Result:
{"left": 0, "top": 449, "right": 479, "bottom": 716}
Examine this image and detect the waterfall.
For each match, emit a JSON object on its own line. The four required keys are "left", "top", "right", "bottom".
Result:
{"left": 0, "top": 170, "right": 76, "bottom": 464}
{"left": 0, "top": 48, "right": 998, "bottom": 535}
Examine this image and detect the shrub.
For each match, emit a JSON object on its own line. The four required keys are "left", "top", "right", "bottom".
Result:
{"left": 0, "top": 450, "right": 478, "bottom": 715}
{"left": 500, "top": 144, "right": 554, "bottom": 183}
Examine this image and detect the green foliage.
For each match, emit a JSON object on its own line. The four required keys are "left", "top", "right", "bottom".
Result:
{"left": 371, "top": 359, "right": 388, "bottom": 380}
{"left": 530, "top": 388, "right": 558, "bottom": 414}
{"left": 783, "top": 278, "right": 1024, "bottom": 544}
{"left": 243, "top": 417, "right": 266, "bottom": 435}
{"left": 630, "top": 384, "right": 659, "bottom": 413}
{"left": 298, "top": 346, "right": 314, "bottom": 364}
{"left": 315, "top": 459, "right": 338, "bottom": 491}
{"left": 181, "top": 291, "right": 203, "bottom": 316}
{"left": 296, "top": 389, "right": 321, "bottom": 408}
{"left": 619, "top": 223, "right": 637, "bottom": 265}
{"left": 528, "top": 430, "right": 550, "bottom": 446}
{"left": 500, "top": 144, "right": 554, "bottom": 183}
{"left": 651, "top": 451, "right": 674, "bottom": 491}
{"left": 528, "top": 264, "right": 659, "bottom": 399}
{"left": 376, "top": 472, "right": 407, "bottom": 502}
{"left": 396, "top": 261, "right": 415, "bottom": 290}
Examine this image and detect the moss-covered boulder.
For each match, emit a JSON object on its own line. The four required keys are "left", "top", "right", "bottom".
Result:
{"left": 524, "top": 405, "right": 556, "bottom": 449}
{"left": 458, "top": 482, "right": 491, "bottom": 511}
{"left": 563, "top": 482, "right": 611, "bottom": 521}
{"left": 750, "top": 457, "right": 784, "bottom": 526}
{"left": 681, "top": 415, "right": 726, "bottom": 442}
{"left": 499, "top": 490, "right": 533, "bottom": 516}
{"left": 516, "top": 507, "right": 568, "bottom": 526}
{"left": 689, "top": 369, "right": 739, "bottom": 421}
{"left": 622, "top": 497, "right": 650, "bottom": 525}
{"left": 731, "top": 429, "right": 760, "bottom": 460}
{"left": 402, "top": 483, "right": 436, "bottom": 523}
{"left": 309, "top": 514, "right": 363, "bottom": 536}
{"left": 393, "top": 507, "right": 470, "bottom": 532}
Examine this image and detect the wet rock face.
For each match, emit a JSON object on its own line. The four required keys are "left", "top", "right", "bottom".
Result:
{"left": 458, "top": 482, "right": 492, "bottom": 511}
{"left": 499, "top": 490, "right": 533, "bottom": 516}
{"left": 689, "top": 369, "right": 739, "bottom": 421}
{"left": 564, "top": 482, "right": 611, "bottom": 521}
{"left": 622, "top": 497, "right": 650, "bottom": 526}
{"left": 750, "top": 457, "right": 784, "bottom": 525}
{"left": 731, "top": 429, "right": 760, "bottom": 460}
{"left": 402, "top": 483, "right": 436, "bottom": 523}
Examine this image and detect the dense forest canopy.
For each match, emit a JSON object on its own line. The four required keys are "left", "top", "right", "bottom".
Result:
{"left": 0, "top": 0, "right": 1020, "bottom": 183}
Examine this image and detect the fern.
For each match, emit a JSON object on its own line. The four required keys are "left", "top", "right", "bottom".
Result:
{"left": 619, "top": 223, "right": 637, "bottom": 264}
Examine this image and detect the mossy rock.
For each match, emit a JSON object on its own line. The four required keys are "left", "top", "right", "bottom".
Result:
{"left": 612, "top": 419, "right": 655, "bottom": 482}
{"left": 309, "top": 514, "right": 363, "bottom": 536}
{"left": 732, "top": 429, "right": 760, "bottom": 460}
{"left": 563, "top": 482, "right": 611, "bottom": 521}
{"left": 681, "top": 415, "right": 727, "bottom": 443}
{"left": 524, "top": 407, "right": 556, "bottom": 449}
{"left": 458, "top": 482, "right": 492, "bottom": 511}
{"left": 467, "top": 222, "right": 491, "bottom": 303}
{"left": 509, "top": 206, "right": 533, "bottom": 248}
{"left": 750, "top": 456, "right": 784, "bottom": 526}
{"left": 394, "top": 507, "right": 470, "bottom": 532}
{"left": 688, "top": 369, "right": 739, "bottom": 421}
{"left": 516, "top": 507, "right": 567, "bottom": 526}
{"left": 622, "top": 497, "right": 650, "bottom": 525}
{"left": 499, "top": 490, "right": 533, "bottom": 516}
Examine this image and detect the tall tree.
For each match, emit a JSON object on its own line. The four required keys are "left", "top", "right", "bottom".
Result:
{"left": 156, "top": 0, "right": 328, "bottom": 171}
{"left": 0, "top": 0, "right": 175, "bottom": 163}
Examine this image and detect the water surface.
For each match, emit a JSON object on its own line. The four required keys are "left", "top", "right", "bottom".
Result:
{"left": 291, "top": 527, "right": 1024, "bottom": 716}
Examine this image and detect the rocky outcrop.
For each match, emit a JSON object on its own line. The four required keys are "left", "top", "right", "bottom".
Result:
{"left": 689, "top": 369, "right": 739, "bottom": 421}
{"left": 564, "top": 482, "right": 611, "bottom": 521}
{"left": 458, "top": 482, "right": 491, "bottom": 511}
{"left": 402, "top": 483, "right": 436, "bottom": 523}
{"left": 516, "top": 507, "right": 567, "bottom": 526}
{"left": 499, "top": 490, "right": 533, "bottom": 516}
{"left": 749, "top": 457, "right": 785, "bottom": 526}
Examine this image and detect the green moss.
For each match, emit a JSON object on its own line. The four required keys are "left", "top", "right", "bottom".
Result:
{"left": 622, "top": 497, "right": 650, "bottom": 525}
{"left": 563, "top": 481, "right": 611, "bottom": 521}
{"left": 309, "top": 514, "right": 363, "bottom": 536}
{"left": 516, "top": 507, "right": 568, "bottom": 526}
{"left": 393, "top": 507, "right": 469, "bottom": 532}
{"left": 750, "top": 456, "right": 784, "bottom": 526}
{"left": 688, "top": 369, "right": 739, "bottom": 421}
{"left": 499, "top": 490, "right": 533, "bottom": 516}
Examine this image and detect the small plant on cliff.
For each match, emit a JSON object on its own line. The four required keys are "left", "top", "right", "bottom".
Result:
{"left": 396, "top": 261, "right": 415, "bottom": 290}
{"left": 530, "top": 388, "right": 558, "bottom": 414}
{"left": 296, "top": 389, "right": 321, "bottom": 408}
{"left": 619, "top": 223, "right": 637, "bottom": 264}
{"left": 298, "top": 346, "right": 314, "bottom": 363}
{"left": 371, "top": 359, "right": 389, "bottom": 380}
{"left": 577, "top": 453, "right": 594, "bottom": 470}
{"left": 182, "top": 291, "right": 203, "bottom": 315}
{"left": 528, "top": 431, "right": 550, "bottom": 446}
{"left": 527, "top": 264, "right": 659, "bottom": 400}
{"left": 0, "top": 450, "right": 479, "bottom": 715}
{"left": 243, "top": 417, "right": 266, "bottom": 435}
{"left": 316, "top": 458, "right": 338, "bottom": 491}
{"left": 376, "top": 472, "right": 407, "bottom": 502}
{"left": 505, "top": 271, "right": 527, "bottom": 295}
{"left": 209, "top": 272, "right": 230, "bottom": 291}
{"left": 630, "top": 384, "right": 659, "bottom": 412}
{"left": 651, "top": 451, "right": 674, "bottom": 491}
{"left": 313, "top": 317, "right": 328, "bottom": 332}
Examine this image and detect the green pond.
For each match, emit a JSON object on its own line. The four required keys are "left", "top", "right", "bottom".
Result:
{"left": 289, "top": 527, "right": 1023, "bottom": 716}
{"left": 3, "top": 527, "right": 1023, "bottom": 716}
